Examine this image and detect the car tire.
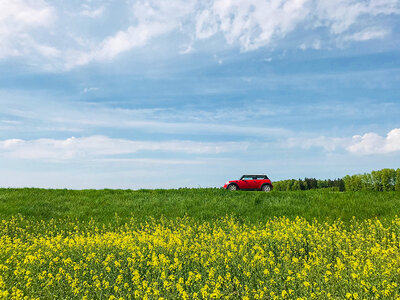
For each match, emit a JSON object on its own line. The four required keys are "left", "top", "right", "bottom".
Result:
{"left": 227, "top": 184, "right": 238, "bottom": 191}
{"left": 261, "top": 184, "right": 271, "bottom": 192}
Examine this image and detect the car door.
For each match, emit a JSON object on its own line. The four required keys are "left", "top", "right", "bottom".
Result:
{"left": 239, "top": 176, "right": 253, "bottom": 189}
{"left": 249, "top": 176, "right": 262, "bottom": 189}
{"left": 252, "top": 176, "right": 264, "bottom": 190}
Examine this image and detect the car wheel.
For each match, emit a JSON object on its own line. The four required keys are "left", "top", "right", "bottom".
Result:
{"left": 261, "top": 184, "right": 271, "bottom": 192}
{"left": 227, "top": 184, "right": 237, "bottom": 191}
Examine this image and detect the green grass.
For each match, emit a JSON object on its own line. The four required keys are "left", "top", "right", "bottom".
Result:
{"left": 0, "top": 188, "right": 399, "bottom": 224}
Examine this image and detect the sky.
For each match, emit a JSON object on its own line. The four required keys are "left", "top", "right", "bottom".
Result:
{"left": 1, "top": 0, "right": 400, "bottom": 189}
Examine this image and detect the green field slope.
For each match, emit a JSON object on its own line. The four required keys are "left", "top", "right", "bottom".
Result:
{"left": 0, "top": 188, "right": 399, "bottom": 224}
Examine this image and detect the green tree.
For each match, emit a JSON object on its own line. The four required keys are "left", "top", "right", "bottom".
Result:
{"left": 343, "top": 175, "right": 352, "bottom": 191}
{"left": 371, "top": 170, "right": 382, "bottom": 191}
{"left": 338, "top": 179, "right": 345, "bottom": 192}
{"left": 362, "top": 173, "right": 374, "bottom": 191}
{"left": 352, "top": 175, "right": 363, "bottom": 191}
{"left": 395, "top": 169, "right": 400, "bottom": 192}
{"left": 381, "top": 168, "right": 396, "bottom": 191}
{"left": 286, "top": 180, "right": 292, "bottom": 191}
{"left": 291, "top": 180, "right": 301, "bottom": 190}
{"left": 298, "top": 179, "right": 305, "bottom": 190}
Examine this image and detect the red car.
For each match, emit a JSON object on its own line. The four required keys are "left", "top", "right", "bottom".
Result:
{"left": 224, "top": 174, "right": 273, "bottom": 192}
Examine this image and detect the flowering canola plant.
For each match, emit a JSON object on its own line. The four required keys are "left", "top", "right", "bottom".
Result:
{"left": 1, "top": 216, "right": 400, "bottom": 299}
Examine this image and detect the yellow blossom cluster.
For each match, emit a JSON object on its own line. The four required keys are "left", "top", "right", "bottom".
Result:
{"left": 1, "top": 216, "right": 400, "bottom": 299}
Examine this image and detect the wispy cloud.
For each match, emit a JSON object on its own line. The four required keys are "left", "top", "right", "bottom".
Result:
{"left": 1, "top": 93, "right": 289, "bottom": 137}
{"left": 284, "top": 136, "right": 349, "bottom": 151}
{"left": 179, "top": 43, "right": 194, "bottom": 55}
{"left": 0, "top": 136, "right": 248, "bottom": 161}
{"left": 82, "top": 87, "right": 99, "bottom": 93}
{"left": 342, "top": 27, "right": 390, "bottom": 42}
{"left": 299, "top": 40, "right": 322, "bottom": 50}
{"left": 67, "top": 0, "right": 197, "bottom": 68}
{"left": 81, "top": 4, "right": 106, "bottom": 18}
{"left": 93, "top": 158, "right": 204, "bottom": 165}
{"left": 1, "top": 120, "right": 21, "bottom": 125}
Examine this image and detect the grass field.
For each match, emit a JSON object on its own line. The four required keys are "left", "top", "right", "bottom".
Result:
{"left": 1, "top": 188, "right": 400, "bottom": 299}
{"left": 1, "top": 188, "right": 400, "bottom": 224}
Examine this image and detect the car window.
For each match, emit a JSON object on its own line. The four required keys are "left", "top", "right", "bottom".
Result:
{"left": 241, "top": 175, "right": 268, "bottom": 180}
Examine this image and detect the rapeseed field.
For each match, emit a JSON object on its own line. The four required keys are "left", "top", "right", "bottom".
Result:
{"left": 1, "top": 215, "right": 400, "bottom": 299}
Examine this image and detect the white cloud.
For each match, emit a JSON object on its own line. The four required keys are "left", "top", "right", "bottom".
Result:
{"left": 312, "top": 40, "right": 321, "bottom": 50}
{"left": 299, "top": 39, "right": 322, "bottom": 50}
{"left": 67, "top": 0, "right": 197, "bottom": 67}
{"left": 194, "top": 0, "right": 399, "bottom": 51}
{"left": 0, "top": 0, "right": 54, "bottom": 27}
{"left": 1, "top": 120, "right": 20, "bottom": 125}
{"left": 0, "top": 136, "right": 248, "bottom": 161}
{"left": 0, "top": 0, "right": 56, "bottom": 58}
{"left": 96, "top": 24, "right": 167, "bottom": 59}
{"left": 81, "top": 5, "right": 106, "bottom": 18}
{"left": 315, "top": 0, "right": 399, "bottom": 35}
{"left": 342, "top": 27, "right": 390, "bottom": 42}
{"left": 195, "top": 8, "right": 219, "bottom": 39}
{"left": 179, "top": 43, "right": 194, "bottom": 55}
{"left": 284, "top": 128, "right": 400, "bottom": 155}
{"left": 93, "top": 158, "right": 203, "bottom": 165}
{"left": 82, "top": 87, "right": 99, "bottom": 93}
{"left": 284, "top": 136, "right": 349, "bottom": 151}
{"left": 209, "top": 0, "right": 312, "bottom": 51}
{"left": 347, "top": 128, "right": 400, "bottom": 154}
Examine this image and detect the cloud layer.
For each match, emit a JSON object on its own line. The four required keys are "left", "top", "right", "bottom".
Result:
{"left": 1, "top": 0, "right": 399, "bottom": 68}
{"left": 0, "top": 136, "right": 248, "bottom": 160}
{"left": 1, "top": 128, "right": 399, "bottom": 163}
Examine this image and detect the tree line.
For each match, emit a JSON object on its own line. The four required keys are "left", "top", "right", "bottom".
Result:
{"left": 273, "top": 168, "right": 400, "bottom": 192}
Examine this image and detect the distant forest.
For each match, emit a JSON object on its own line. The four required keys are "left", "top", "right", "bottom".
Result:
{"left": 273, "top": 168, "right": 400, "bottom": 191}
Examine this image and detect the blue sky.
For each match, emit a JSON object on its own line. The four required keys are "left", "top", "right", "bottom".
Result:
{"left": 1, "top": 0, "right": 400, "bottom": 188}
